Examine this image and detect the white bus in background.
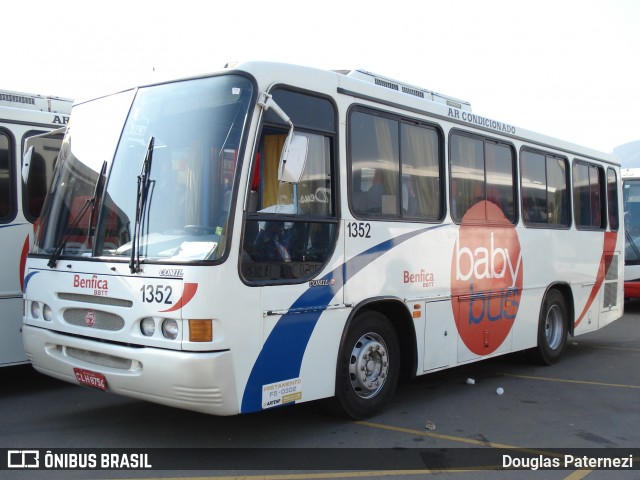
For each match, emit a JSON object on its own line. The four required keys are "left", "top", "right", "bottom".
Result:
{"left": 621, "top": 168, "right": 640, "bottom": 299}
{"left": 22, "top": 63, "right": 623, "bottom": 418}
{"left": 0, "top": 90, "right": 71, "bottom": 367}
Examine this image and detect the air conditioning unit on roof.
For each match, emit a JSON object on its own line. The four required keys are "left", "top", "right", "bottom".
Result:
{"left": 343, "top": 69, "right": 472, "bottom": 112}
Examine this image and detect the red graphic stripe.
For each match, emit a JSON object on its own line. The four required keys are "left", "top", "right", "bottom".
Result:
{"left": 19, "top": 235, "right": 30, "bottom": 292}
{"left": 160, "top": 282, "right": 198, "bottom": 312}
{"left": 574, "top": 232, "right": 618, "bottom": 328}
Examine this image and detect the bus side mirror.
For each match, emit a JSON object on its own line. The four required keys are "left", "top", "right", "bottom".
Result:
{"left": 278, "top": 133, "right": 308, "bottom": 184}
{"left": 22, "top": 146, "right": 33, "bottom": 185}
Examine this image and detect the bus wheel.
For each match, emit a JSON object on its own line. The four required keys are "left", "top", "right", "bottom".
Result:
{"left": 527, "top": 289, "right": 568, "bottom": 365}
{"left": 333, "top": 311, "right": 400, "bottom": 419}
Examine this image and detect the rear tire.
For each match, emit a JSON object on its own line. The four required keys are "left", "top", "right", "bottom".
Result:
{"left": 332, "top": 311, "right": 400, "bottom": 419}
{"left": 527, "top": 289, "right": 568, "bottom": 365}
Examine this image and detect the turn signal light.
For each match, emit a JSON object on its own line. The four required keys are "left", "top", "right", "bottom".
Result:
{"left": 189, "top": 319, "right": 212, "bottom": 342}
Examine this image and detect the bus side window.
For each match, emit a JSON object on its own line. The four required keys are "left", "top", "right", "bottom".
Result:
{"left": 607, "top": 168, "right": 619, "bottom": 231}
{"left": 26, "top": 152, "right": 47, "bottom": 218}
{"left": 450, "top": 132, "right": 484, "bottom": 223}
{"left": 22, "top": 130, "right": 65, "bottom": 223}
{"left": 0, "top": 131, "right": 12, "bottom": 220}
{"left": 350, "top": 109, "right": 443, "bottom": 220}
{"left": 573, "top": 162, "right": 605, "bottom": 230}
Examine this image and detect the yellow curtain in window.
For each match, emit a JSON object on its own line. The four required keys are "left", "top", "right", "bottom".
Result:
{"left": 262, "top": 134, "right": 290, "bottom": 208}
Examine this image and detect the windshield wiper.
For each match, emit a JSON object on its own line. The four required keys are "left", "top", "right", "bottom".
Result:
{"left": 129, "top": 136, "right": 155, "bottom": 273}
{"left": 48, "top": 160, "right": 107, "bottom": 268}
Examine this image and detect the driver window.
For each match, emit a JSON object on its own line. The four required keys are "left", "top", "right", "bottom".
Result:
{"left": 241, "top": 127, "right": 336, "bottom": 283}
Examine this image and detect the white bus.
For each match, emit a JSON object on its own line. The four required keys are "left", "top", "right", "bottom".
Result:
{"left": 622, "top": 168, "right": 640, "bottom": 298}
{"left": 0, "top": 90, "right": 71, "bottom": 367}
{"left": 22, "top": 63, "right": 623, "bottom": 418}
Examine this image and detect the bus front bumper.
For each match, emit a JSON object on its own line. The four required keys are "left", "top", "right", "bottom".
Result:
{"left": 624, "top": 281, "right": 640, "bottom": 300}
{"left": 22, "top": 325, "right": 239, "bottom": 416}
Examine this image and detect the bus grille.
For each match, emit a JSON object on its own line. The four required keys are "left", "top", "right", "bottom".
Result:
{"left": 63, "top": 309, "right": 125, "bottom": 331}
{"left": 65, "top": 347, "right": 132, "bottom": 370}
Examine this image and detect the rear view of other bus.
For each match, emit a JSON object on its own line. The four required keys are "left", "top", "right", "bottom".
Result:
{"left": 0, "top": 90, "right": 71, "bottom": 367}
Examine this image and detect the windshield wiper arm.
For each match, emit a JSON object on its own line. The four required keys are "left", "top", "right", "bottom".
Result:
{"left": 48, "top": 160, "right": 108, "bottom": 268}
{"left": 129, "top": 136, "right": 155, "bottom": 274}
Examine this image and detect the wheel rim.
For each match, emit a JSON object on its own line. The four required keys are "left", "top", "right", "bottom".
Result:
{"left": 545, "top": 304, "right": 564, "bottom": 350}
{"left": 348, "top": 332, "right": 389, "bottom": 399}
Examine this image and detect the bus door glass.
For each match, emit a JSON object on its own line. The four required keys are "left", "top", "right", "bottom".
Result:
{"left": 22, "top": 129, "right": 66, "bottom": 222}
{"left": 241, "top": 88, "right": 338, "bottom": 290}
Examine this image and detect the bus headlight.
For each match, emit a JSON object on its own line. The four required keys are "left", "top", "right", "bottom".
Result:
{"left": 161, "top": 319, "right": 179, "bottom": 340}
{"left": 43, "top": 304, "right": 54, "bottom": 322}
{"left": 31, "top": 301, "right": 41, "bottom": 319}
{"left": 140, "top": 317, "right": 156, "bottom": 336}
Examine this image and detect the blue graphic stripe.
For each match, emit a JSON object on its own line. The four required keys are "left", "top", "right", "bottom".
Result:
{"left": 240, "top": 224, "right": 447, "bottom": 413}
{"left": 0, "top": 223, "right": 28, "bottom": 229}
{"left": 24, "top": 271, "right": 39, "bottom": 291}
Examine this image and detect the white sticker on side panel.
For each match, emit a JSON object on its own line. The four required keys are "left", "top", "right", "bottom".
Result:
{"left": 262, "top": 378, "right": 303, "bottom": 409}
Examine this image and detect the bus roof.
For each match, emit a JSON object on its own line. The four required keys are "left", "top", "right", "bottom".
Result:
{"left": 622, "top": 168, "right": 640, "bottom": 178}
{"left": 75, "top": 61, "right": 621, "bottom": 166}
{"left": 0, "top": 89, "right": 73, "bottom": 114}
{"left": 337, "top": 69, "right": 472, "bottom": 112}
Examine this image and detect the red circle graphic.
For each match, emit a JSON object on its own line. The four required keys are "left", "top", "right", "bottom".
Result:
{"left": 451, "top": 201, "right": 523, "bottom": 355}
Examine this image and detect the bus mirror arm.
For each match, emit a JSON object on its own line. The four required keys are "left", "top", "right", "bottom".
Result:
{"left": 257, "top": 92, "right": 292, "bottom": 128}
{"left": 257, "top": 92, "right": 308, "bottom": 184}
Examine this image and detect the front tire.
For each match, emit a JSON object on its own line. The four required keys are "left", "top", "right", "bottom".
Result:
{"left": 527, "top": 289, "right": 568, "bottom": 365}
{"left": 333, "top": 311, "right": 400, "bottom": 419}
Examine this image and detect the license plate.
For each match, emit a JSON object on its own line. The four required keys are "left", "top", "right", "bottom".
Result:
{"left": 73, "top": 368, "right": 108, "bottom": 391}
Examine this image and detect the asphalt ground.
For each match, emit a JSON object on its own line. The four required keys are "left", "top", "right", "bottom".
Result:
{"left": 1, "top": 302, "right": 639, "bottom": 479}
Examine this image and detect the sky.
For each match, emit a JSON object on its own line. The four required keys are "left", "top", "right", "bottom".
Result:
{"left": 3, "top": 0, "right": 639, "bottom": 154}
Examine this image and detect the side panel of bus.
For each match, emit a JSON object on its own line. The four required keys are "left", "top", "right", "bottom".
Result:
{"left": 0, "top": 105, "right": 69, "bottom": 366}
{"left": 340, "top": 95, "right": 623, "bottom": 379}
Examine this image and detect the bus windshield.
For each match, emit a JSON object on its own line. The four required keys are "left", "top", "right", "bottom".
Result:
{"left": 34, "top": 75, "right": 253, "bottom": 263}
{"left": 624, "top": 178, "right": 640, "bottom": 265}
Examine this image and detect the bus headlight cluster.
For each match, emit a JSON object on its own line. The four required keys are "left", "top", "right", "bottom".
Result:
{"left": 30, "top": 301, "right": 53, "bottom": 321}
{"left": 139, "top": 317, "right": 180, "bottom": 340}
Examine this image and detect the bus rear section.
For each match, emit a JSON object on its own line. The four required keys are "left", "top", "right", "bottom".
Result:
{"left": 0, "top": 90, "right": 71, "bottom": 367}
